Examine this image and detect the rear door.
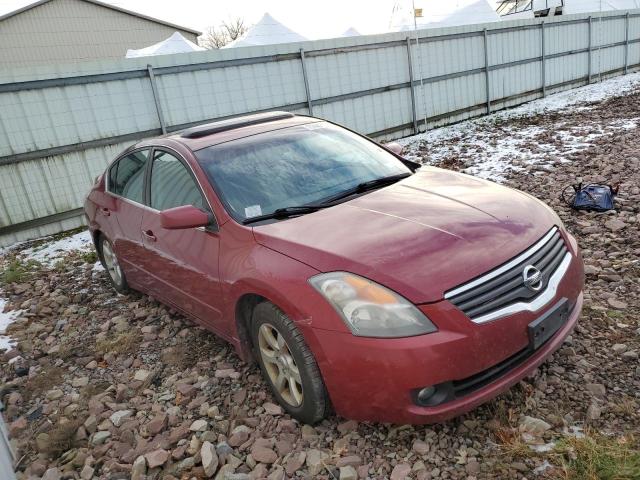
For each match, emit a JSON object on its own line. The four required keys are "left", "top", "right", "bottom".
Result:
{"left": 139, "top": 148, "right": 224, "bottom": 331}
{"left": 104, "top": 148, "right": 151, "bottom": 288}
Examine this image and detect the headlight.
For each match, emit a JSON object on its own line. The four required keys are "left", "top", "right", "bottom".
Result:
{"left": 309, "top": 272, "right": 437, "bottom": 338}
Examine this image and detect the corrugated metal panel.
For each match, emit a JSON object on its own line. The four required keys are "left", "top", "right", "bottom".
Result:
{"left": 0, "top": 0, "right": 199, "bottom": 68}
{"left": 1, "top": 9, "right": 640, "bottom": 247}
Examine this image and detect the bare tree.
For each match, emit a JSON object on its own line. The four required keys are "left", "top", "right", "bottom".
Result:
{"left": 200, "top": 18, "right": 248, "bottom": 49}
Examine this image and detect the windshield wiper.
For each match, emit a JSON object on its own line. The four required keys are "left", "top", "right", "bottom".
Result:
{"left": 319, "top": 172, "right": 412, "bottom": 204}
{"left": 241, "top": 173, "right": 412, "bottom": 225}
{"left": 242, "top": 205, "right": 330, "bottom": 225}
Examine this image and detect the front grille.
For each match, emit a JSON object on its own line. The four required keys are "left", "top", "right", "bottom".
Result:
{"left": 445, "top": 227, "right": 569, "bottom": 323}
{"left": 452, "top": 346, "right": 533, "bottom": 397}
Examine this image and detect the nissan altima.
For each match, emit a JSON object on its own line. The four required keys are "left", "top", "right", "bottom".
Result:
{"left": 84, "top": 111, "right": 584, "bottom": 424}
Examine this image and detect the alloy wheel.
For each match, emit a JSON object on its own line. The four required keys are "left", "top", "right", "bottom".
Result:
{"left": 101, "top": 240, "right": 123, "bottom": 286}
{"left": 257, "top": 323, "right": 304, "bottom": 407}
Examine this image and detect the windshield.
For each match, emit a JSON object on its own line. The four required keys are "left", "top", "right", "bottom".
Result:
{"left": 195, "top": 122, "right": 410, "bottom": 222}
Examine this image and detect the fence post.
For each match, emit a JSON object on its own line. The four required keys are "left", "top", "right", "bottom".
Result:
{"left": 483, "top": 28, "right": 491, "bottom": 114}
{"left": 588, "top": 16, "right": 592, "bottom": 84}
{"left": 147, "top": 64, "right": 166, "bottom": 134}
{"left": 541, "top": 21, "right": 546, "bottom": 97}
{"left": 299, "top": 48, "right": 313, "bottom": 116}
{"left": 625, "top": 12, "right": 630, "bottom": 74}
{"left": 405, "top": 37, "right": 419, "bottom": 134}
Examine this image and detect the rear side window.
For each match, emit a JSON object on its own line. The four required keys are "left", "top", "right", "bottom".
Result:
{"left": 149, "top": 150, "right": 206, "bottom": 211}
{"left": 109, "top": 150, "right": 149, "bottom": 203}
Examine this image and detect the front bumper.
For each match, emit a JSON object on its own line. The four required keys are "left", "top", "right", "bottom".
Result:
{"left": 305, "top": 249, "right": 584, "bottom": 424}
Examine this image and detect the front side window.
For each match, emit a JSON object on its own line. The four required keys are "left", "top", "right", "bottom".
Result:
{"left": 150, "top": 150, "right": 206, "bottom": 211}
{"left": 109, "top": 149, "right": 149, "bottom": 203}
{"left": 194, "top": 122, "right": 410, "bottom": 222}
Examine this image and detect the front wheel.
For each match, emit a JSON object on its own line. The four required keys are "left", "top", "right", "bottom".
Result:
{"left": 251, "top": 302, "right": 330, "bottom": 424}
{"left": 99, "top": 236, "right": 129, "bottom": 294}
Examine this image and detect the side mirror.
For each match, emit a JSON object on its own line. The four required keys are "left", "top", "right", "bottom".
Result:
{"left": 385, "top": 142, "right": 404, "bottom": 156}
{"left": 160, "top": 205, "right": 210, "bottom": 230}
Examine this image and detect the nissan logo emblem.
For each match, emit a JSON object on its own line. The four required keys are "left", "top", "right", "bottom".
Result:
{"left": 522, "top": 265, "right": 543, "bottom": 292}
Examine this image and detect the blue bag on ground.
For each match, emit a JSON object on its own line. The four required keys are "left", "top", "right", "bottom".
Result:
{"left": 562, "top": 183, "right": 617, "bottom": 212}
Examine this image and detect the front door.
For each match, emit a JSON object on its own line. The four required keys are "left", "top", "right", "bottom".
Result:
{"left": 105, "top": 148, "right": 151, "bottom": 288}
{"left": 140, "top": 148, "right": 223, "bottom": 331}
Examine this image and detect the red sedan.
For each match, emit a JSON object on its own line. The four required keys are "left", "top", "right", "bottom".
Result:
{"left": 84, "top": 112, "right": 584, "bottom": 424}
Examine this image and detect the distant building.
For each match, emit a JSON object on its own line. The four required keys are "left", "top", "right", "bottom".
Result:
{"left": 0, "top": 0, "right": 201, "bottom": 68}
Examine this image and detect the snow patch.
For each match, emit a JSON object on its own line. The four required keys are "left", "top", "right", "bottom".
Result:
{"left": 19, "top": 230, "right": 93, "bottom": 266}
{"left": 399, "top": 72, "right": 640, "bottom": 181}
{"left": 0, "top": 298, "right": 21, "bottom": 351}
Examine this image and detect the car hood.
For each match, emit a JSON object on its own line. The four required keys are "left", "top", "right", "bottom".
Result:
{"left": 252, "top": 167, "right": 561, "bottom": 304}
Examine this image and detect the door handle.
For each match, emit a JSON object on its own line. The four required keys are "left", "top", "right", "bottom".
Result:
{"left": 100, "top": 207, "right": 110, "bottom": 216}
{"left": 142, "top": 229, "right": 157, "bottom": 242}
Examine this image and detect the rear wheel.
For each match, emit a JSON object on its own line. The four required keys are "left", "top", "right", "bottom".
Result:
{"left": 251, "top": 302, "right": 330, "bottom": 424}
{"left": 99, "top": 236, "right": 129, "bottom": 294}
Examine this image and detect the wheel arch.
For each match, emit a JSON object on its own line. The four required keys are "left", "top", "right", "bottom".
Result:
{"left": 234, "top": 293, "right": 267, "bottom": 363}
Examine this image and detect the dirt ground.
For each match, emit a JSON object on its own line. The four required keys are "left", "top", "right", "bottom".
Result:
{"left": 1, "top": 82, "right": 639, "bottom": 479}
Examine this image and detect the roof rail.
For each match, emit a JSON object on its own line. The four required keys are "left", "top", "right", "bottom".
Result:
{"left": 180, "top": 111, "right": 295, "bottom": 139}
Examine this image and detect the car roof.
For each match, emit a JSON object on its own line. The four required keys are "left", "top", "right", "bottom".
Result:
{"left": 134, "top": 112, "right": 323, "bottom": 153}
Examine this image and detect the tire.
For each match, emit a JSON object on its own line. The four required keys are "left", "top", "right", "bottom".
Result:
{"left": 98, "top": 235, "right": 129, "bottom": 294}
{"left": 250, "top": 302, "right": 330, "bottom": 424}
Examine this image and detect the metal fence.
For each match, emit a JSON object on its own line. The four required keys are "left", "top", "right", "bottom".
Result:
{"left": 1, "top": 9, "right": 639, "bottom": 247}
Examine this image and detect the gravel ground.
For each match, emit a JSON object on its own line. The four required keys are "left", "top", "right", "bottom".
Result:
{"left": 1, "top": 80, "right": 640, "bottom": 480}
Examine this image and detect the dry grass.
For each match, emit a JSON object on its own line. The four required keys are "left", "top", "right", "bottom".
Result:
{"left": 552, "top": 433, "right": 640, "bottom": 480}
{"left": 95, "top": 331, "right": 141, "bottom": 355}
{"left": 21, "top": 366, "right": 65, "bottom": 401}
{"left": 40, "top": 419, "right": 82, "bottom": 457}
{"left": 495, "top": 426, "right": 537, "bottom": 459}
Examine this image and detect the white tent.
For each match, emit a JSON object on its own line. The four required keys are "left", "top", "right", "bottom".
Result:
{"left": 390, "top": 0, "right": 499, "bottom": 31}
{"left": 341, "top": 27, "right": 361, "bottom": 37}
{"left": 564, "top": 0, "right": 640, "bottom": 14}
{"left": 125, "top": 32, "right": 205, "bottom": 58}
{"left": 224, "top": 13, "right": 307, "bottom": 48}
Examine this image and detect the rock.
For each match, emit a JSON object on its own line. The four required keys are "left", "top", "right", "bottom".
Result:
{"left": 190, "top": 419, "right": 208, "bottom": 431}
{"left": 145, "top": 448, "right": 170, "bottom": 468}
{"left": 215, "top": 464, "right": 236, "bottom": 480}
{"left": 228, "top": 425, "right": 251, "bottom": 447}
{"left": 585, "top": 383, "right": 606, "bottom": 398}
{"left": 586, "top": 402, "right": 602, "bottom": 421}
{"left": 110, "top": 409, "right": 134, "bottom": 427}
{"left": 46, "top": 389, "right": 63, "bottom": 400}
{"left": 134, "top": 369, "right": 151, "bottom": 381}
{"left": 91, "top": 430, "right": 111, "bottom": 446}
{"left": 337, "top": 420, "right": 358, "bottom": 434}
{"left": 263, "top": 402, "right": 283, "bottom": 415}
{"left": 285, "top": 451, "right": 306, "bottom": 475}
{"left": 519, "top": 416, "right": 551, "bottom": 437}
{"left": 391, "top": 463, "right": 411, "bottom": 480}
{"left": 466, "top": 459, "right": 481, "bottom": 474}
{"left": 306, "top": 449, "right": 329, "bottom": 476}
{"left": 340, "top": 465, "right": 358, "bottom": 480}
{"left": 605, "top": 218, "right": 626, "bottom": 231}
{"left": 251, "top": 445, "right": 278, "bottom": 464}
{"left": 72, "top": 376, "right": 89, "bottom": 387}
{"left": 301, "top": 424, "right": 318, "bottom": 441}
{"left": 80, "top": 465, "right": 94, "bottom": 480}
{"left": 146, "top": 413, "right": 168, "bottom": 435}
{"left": 612, "top": 343, "right": 628, "bottom": 354}
{"left": 131, "top": 456, "right": 146, "bottom": 480}
{"left": 202, "top": 441, "right": 219, "bottom": 477}
{"left": 35, "top": 433, "right": 50, "bottom": 453}
{"left": 336, "top": 455, "right": 362, "bottom": 468}
{"left": 41, "top": 468, "right": 61, "bottom": 480}
{"left": 608, "top": 298, "right": 628, "bottom": 309}
{"left": 412, "top": 439, "right": 430, "bottom": 455}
